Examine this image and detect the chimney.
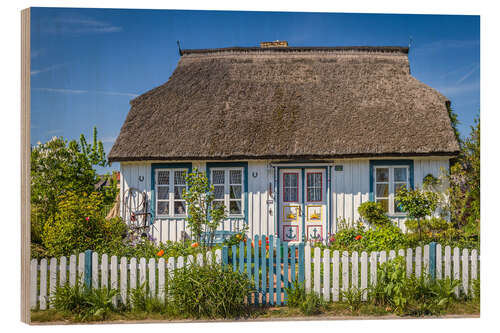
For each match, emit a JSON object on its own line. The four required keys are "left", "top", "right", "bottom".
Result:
{"left": 260, "top": 40, "right": 288, "bottom": 48}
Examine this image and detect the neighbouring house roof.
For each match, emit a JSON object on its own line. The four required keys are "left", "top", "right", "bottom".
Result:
{"left": 108, "top": 45, "right": 460, "bottom": 162}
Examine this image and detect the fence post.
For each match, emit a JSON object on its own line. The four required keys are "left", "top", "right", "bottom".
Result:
{"left": 222, "top": 246, "right": 228, "bottom": 268}
{"left": 298, "top": 243, "right": 305, "bottom": 284}
{"left": 84, "top": 249, "right": 92, "bottom": 289}
{"left": 429, "top": 242, "right": 436, "bottom": 280}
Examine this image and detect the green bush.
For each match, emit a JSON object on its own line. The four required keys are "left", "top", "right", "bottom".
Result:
{"left": 358, "top": 202, "right": 392, "bottom": 228}
{"left": 472, "top": 277, "right": 480, "bottom": 303}
{"left": 129, "top": 283, "right": 168, "bottom": 314}
{"left": 300, "top": 292, "right": 325, "bottom": 315}
{"left": 369, "top": 256, "right": 460, "bottom": 316}
{"left": 284, "top": 281, "right": 325, "bottom": 315}
{"left": 340, "top": 287, "right": 365, "bottom": 313}
{"left": 50, "top": 281, "right": 119, "bottom": 321}
{"left": 285, "top": 280, "right": 307, "bottom": 308}
{"left": 42, "top": 191, "right": 127, "bottom": 257}
{"left": 360, "top": 225, "right": 409, "bottom": 252}
{"left": 405, "top": 217, "right": 452, "bottom": 235}
{"left": 168, "top": 263, "right": 254, "bottom": 319}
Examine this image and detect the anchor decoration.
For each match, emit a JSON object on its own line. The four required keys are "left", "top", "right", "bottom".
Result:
{"left": 283, "top": 225, "right": 299, "bottom": 241}
{"left": 307, "top": 225, "right": 323, "bottom": 242}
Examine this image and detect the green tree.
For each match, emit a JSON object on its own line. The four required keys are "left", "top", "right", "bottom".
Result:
{"left": 31, "top": 127, "right": 110, "bottom": 243}
{"left": 183, "top": 169, "right": 227, "bottom": 247}
{"left": 448, "top": 117, "right": 480, "bottom": 233}
{"left": 395, "top": 186, "right": 439, "bottom": 240}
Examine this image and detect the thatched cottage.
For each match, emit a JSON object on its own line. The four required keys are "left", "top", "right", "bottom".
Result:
{"left": 108, "top": 42, "right": 459, "bottom": 244}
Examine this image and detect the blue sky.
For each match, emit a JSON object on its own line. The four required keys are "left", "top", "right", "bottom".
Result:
{"left": 30, "top": 8, "right": 480, "bottom": 173}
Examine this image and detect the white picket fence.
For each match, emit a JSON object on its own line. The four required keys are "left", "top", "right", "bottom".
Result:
{"left": 302, "top": 244, "right": 479, "bottom": 302}
{"left": 30, "top": 249, "right": 222, "bottom": 310}
{"left": 30, "top": 244, "right": 479, "bottom": 310}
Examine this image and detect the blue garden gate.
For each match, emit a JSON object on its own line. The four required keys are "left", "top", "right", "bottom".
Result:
{"left": 221, "top": 235, "right": 304, "bottom": 306}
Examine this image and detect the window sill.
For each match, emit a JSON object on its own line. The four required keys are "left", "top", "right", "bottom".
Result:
{"left": 155, "top": 215, "right": 188, "bottom": 220}
{"left": 386, "top": 214, "right": 408, "bottom": 218}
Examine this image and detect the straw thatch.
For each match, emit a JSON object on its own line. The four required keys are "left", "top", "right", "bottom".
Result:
{"left": 108, "top": 46, "right": 459, "bottom": 162}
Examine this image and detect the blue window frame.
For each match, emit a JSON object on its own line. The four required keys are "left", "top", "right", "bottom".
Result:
{"left": 207, "top": 162, "right": 248, "bottom": 222}
{"left": 369, "top": 160, "right": 414, "bottom": 216}
{"left": 151, "top": 163, "right": 192, "bottom": 220}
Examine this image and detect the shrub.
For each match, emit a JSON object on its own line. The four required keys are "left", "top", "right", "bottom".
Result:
{"left": 42, "top": 191, "right": 127, "bottom": 257}
{"left": 129, "top": 283, "right": 168, "bottom": 314}
{"left": 358, "top": 202, "right": 392, "bottom": 228}
{"left": 168, "top": 263, "right": 254, "bottom": 319}
{"left": 183, "top": 169, "right": 226, "bottom": 247}
{"left": 340, "top": 287, "right": 366, "bottom": 313}
{"left": 285, "top": 280, "right": 307, "bottom": 308}
{"left": 472, "top": 277, "right": 480, "bottom": 303}
{"left": 395, "top": 185, "right": 439, "bottom": 240}
{"left": 50, "top": 281, "right": 119, "bottom": 321}
{"left": 31, "top": 129, "right": 111, "bottom": 239}
{"left": 404, "top": 217, "right": 452, "bottom": 235}
{"left": 284, "top": 281, "right": 325, "bottom": 315}
{"left": 369, "top": 256, "right": 460, "bottom": 316}
{"left": 360, "top": 225, "right": 408, "bottom": 252}
{"left": 300, "top": 292, "right": 325, "bottom": 315}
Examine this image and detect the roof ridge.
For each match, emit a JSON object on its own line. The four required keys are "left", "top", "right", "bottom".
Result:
{"left": 181, "top": 46, "right": 409, "bottom": 56}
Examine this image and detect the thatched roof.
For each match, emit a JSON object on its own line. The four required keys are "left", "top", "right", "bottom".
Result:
{"left": 108, "top": 45, "right": 459, "bottom": 162}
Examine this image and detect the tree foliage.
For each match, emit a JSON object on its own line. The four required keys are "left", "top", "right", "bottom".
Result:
{"left": 448, "top": 117, "right": 480, "bottom": 231}
{"left": 183, "top": 169, "right": 226, "bottom": 247}
{"left": 357, "top": 201, "right": 392, "bottom": 228}
{"left": 42, "top": 191, "right": 126, "bottom": 257}
{"left": 31, "top": 127, "right": 117, "bottom": 245}
{"left": 395, "top": 185, "right": 439, "bottom": 240}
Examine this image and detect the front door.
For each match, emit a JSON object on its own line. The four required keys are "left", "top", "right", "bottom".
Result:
{"left": 279, "top": 168, "right": 327, "bottom": 243}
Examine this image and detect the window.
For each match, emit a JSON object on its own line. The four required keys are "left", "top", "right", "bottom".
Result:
{"left": 374, "top": 166, "right": 409, "bottom": 214}
{"left": 155, "top": 168, "right": 188, "bottom": 217}
{"left": 210, "top": 168, "right": 244, "bottom": 216}
{"left": 306, "top": 172, "right": 322, "bottom": 202}
{"left": 283, "top": 172, "right": 299, "bottom": 202}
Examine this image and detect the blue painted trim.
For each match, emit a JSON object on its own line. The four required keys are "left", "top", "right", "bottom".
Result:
{"left": 368, "top": 159, "right": 414, "bottom": 202}
{"left": 206, "top": 162, "right": 248, "bottom": 224}
{"left": 150, "top": 163, "right": 192, "bottom": 223}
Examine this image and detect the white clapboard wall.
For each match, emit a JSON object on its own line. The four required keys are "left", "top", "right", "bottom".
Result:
{"left": 120, "top": 157, "right": 450, "bottom": 243}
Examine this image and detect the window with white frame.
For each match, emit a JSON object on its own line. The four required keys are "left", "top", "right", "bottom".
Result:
{"left": 210, "top": 168, "right": 244, "bottom": 216}
{"left": 374, "top": 166, "right": 409, "bottom": 214}
{"left": 155, "top": 168, "right": 188, "bottom": 217}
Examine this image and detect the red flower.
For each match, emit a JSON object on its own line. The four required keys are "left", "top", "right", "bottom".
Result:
{"left": 85, "top": 217, "right": 90, "bottom": 221}
{"left": 355, "top": 235, "right": 362, "bottom": 241}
